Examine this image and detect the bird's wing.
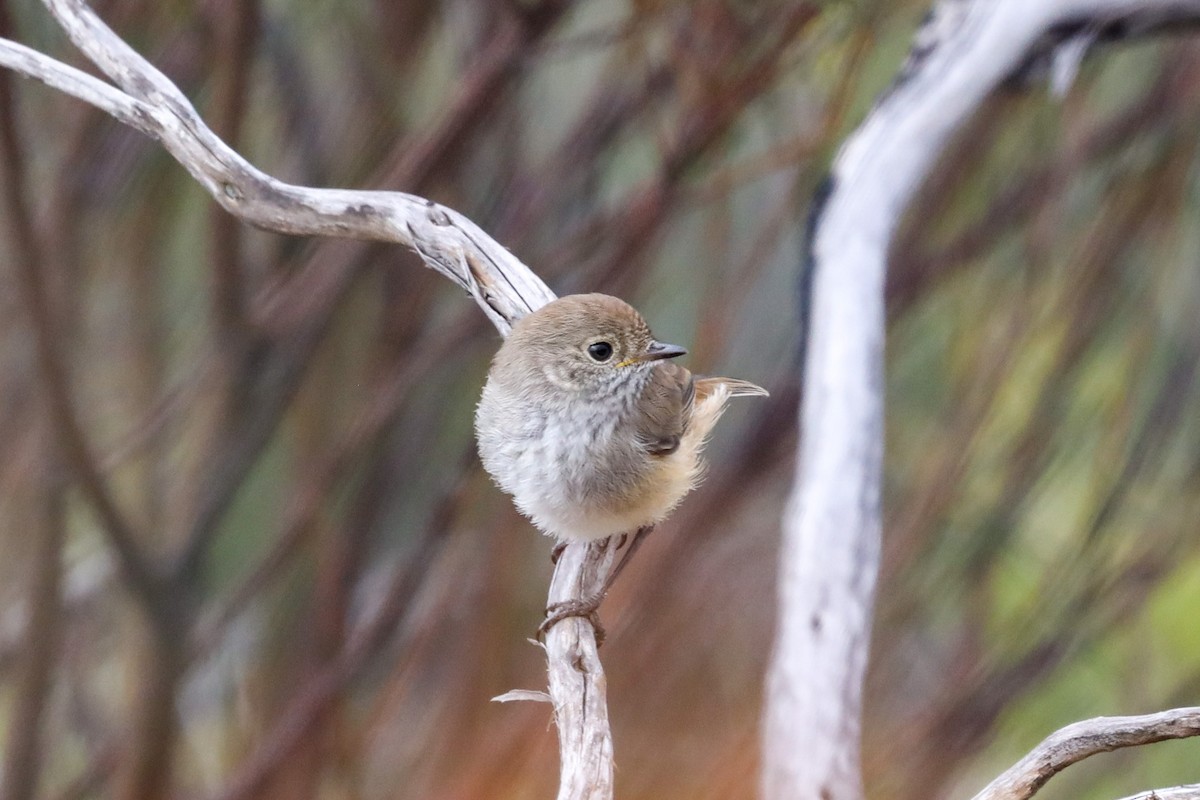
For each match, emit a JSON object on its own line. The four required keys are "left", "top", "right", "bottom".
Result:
{"left": 635, "top": 362, "right": 694, "bottom": 456}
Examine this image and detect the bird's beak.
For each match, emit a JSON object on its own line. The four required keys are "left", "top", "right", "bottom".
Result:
{"left": 617, "top": 340, "right": 687, "bottom": 368}
{"left": 639, "top": 340, "right": 688, "bottom": 362}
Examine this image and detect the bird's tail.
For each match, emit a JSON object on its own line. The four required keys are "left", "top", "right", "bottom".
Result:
{"left": 694, "top": 377, "right": 769, "bottom": 400}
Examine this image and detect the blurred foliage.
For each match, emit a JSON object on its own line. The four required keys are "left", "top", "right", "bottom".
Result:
{"left": 0, "top": 0, "right": 1198, "bottom": 799}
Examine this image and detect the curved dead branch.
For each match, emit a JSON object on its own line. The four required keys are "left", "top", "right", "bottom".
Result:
{"left": 970, "top": 707, "right": 1200, "bottom": 800}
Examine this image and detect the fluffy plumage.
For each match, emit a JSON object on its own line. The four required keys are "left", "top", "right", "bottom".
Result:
{"left": 475, "top": 293, "right": 767, "bottom": 541}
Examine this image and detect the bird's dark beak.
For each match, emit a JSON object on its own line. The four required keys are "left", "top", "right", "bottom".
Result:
{"left": 640, "top": 340, "right": 688, "bottom": 362}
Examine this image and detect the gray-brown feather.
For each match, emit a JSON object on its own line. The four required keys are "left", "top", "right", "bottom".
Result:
{"left": 635, "top": 362, "right": 694, "bottom": 457}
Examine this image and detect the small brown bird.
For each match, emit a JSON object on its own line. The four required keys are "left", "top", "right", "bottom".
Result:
{"left": 475, "top": 293, "right": 767, "bottom": 544}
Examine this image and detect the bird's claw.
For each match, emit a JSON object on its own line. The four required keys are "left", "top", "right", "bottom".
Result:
{"left": 538, "top": 593, "right": 606, "bottom": 646}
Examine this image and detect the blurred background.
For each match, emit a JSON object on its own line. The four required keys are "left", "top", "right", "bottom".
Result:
{"left": 1, "top": 0, "right": 1199, "bottom": 798}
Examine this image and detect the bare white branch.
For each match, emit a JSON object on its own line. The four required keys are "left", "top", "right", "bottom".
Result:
{"left": 543, "top": 539, "right": 621, "bottom": 800}
{"left": 763, "top": 1, "right": 1200, "bottom": 799}
{"left": 1116, "top": 785, "right": 1200, "bottom": 800}
{"left": 1, "top": 1, "right": 614, "bottom": 796}
{"left": 971, "top": 707, "right": 1200, "bottom": 800}
{"left": 0, "top": 36, "right": 148, "bottom": 128}
{"left": 4, "top": 0, "right": 557, "bottom": 335}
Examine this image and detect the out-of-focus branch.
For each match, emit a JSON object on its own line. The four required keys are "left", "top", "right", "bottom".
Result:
{"left": 872, "top": 136, "right": 1200, "bottom": 800}
{"left": 374, "top": 0, "right": 569, "bottom": 192}
{"left": 888, "top": 51, "right": 1200, "bottom": 316}
{"left": 0, "top": 435, "right": 65, "bottom": 800}
{"left": 48, "top": 745, "right": 118, "bottom": 800}
{"left": 213, "top": 478, "right": 461, "bottom": 800}
{"left": 763, "top": 1, "right": 1200, "bottom": 798}
{"left": 542, "top": 5, "right": 818, "bottom": 295}
{"left": 2, "top": 9, "right": 179, "bottom": 797}
{"left": 0, "top": 20, "right": 66, "bottom": 800}
{"left": 0, "top": 5, "right": 159, "bottom": 611}
{"left": 205, "top": 0, "right": 261, "bottom": 437}
{"left": 970, "top": 707, "right": 1200, "bottom": 800}
{"left": 206, "top": 0, "right": 259, "bottom": 343}
{"left": 189, "top": 325, "right": 473, "bottom": 655}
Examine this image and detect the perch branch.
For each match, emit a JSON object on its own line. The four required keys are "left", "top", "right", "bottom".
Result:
{"left": 763, "top": 1, "right": 1200, "bottom": 798}
{"left": 0, "top": 0, "right": 614, "bottom": 796}
{"left": 542, "top": 538, "right": 621, "bottom": 800}
{"left": 970, "top": 707, "right": 1200, "bottom": 800}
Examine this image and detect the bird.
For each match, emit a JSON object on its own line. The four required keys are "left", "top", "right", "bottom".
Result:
{"left": 475, "top": 292, "right": 766, "bottom": 542}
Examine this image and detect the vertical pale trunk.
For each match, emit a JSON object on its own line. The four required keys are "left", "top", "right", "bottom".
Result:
{"left": 759, "top": 1, "right": 1199, "bottom": 797}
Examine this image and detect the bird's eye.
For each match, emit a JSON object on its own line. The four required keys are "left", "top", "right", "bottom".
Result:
{"left": 587, "top": 341, "right": 614, "bottom": 362}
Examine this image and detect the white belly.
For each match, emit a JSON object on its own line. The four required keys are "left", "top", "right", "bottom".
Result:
{"left": 475, "top": 381, "right": 695, "bottom": 541}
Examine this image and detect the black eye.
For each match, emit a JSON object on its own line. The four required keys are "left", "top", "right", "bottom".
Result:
{"left": 587, "top": 341, "right": 614, "bottom": 362}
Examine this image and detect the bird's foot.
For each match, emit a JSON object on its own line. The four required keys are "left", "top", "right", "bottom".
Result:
{"left": 540, "top": 528, "right": 650, "bottom": 643}
{"left": 538, "top": 593, "right": 606, "bottom": 645}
